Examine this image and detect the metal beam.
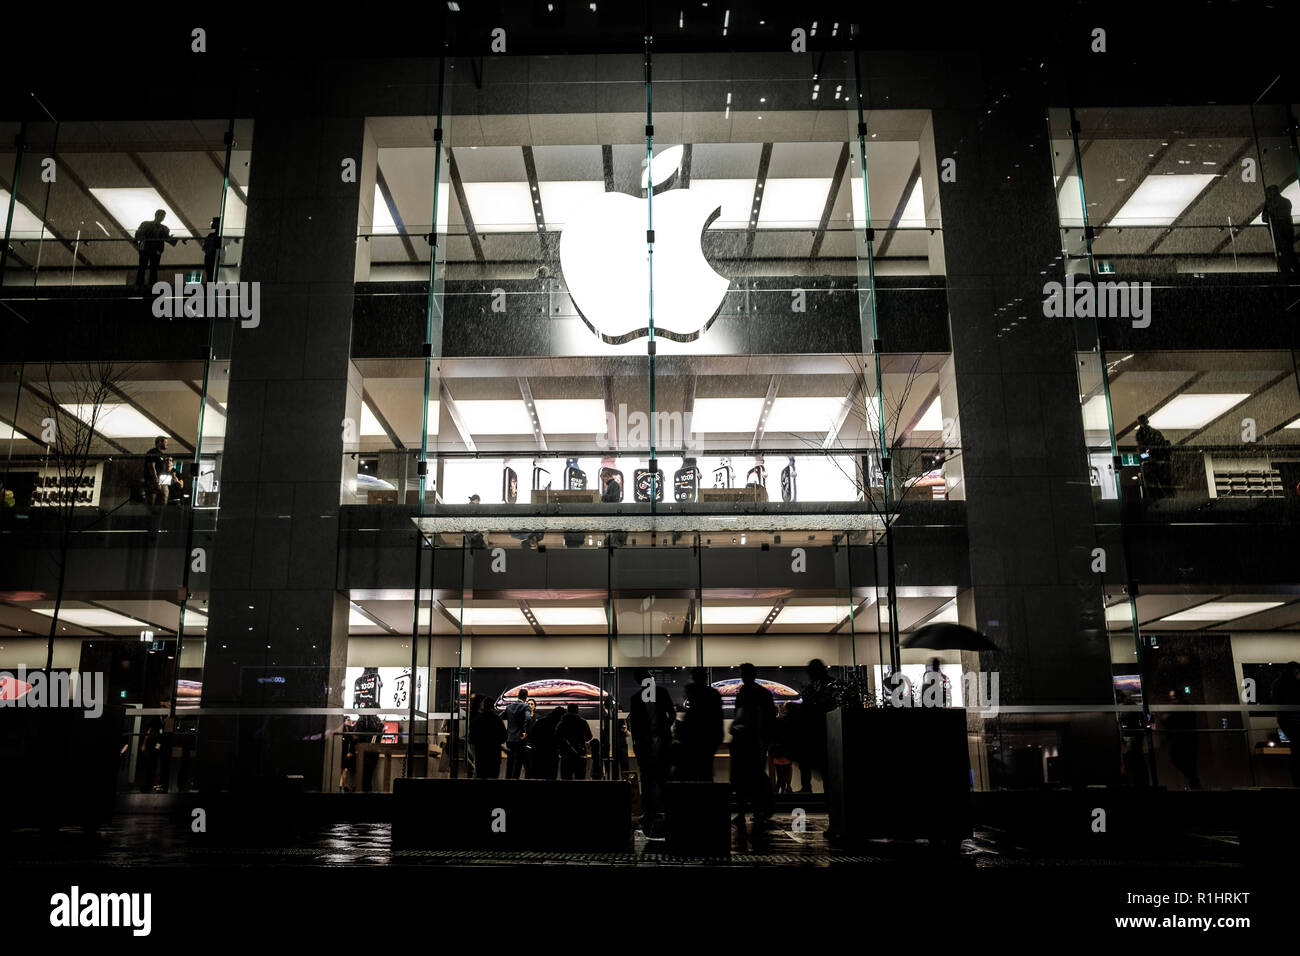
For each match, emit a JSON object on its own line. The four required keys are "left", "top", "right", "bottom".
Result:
{"left": 601, "top": 144, "right": 615, "bottom": 193}
{"left": 679, "top": 143, "right": 693, "bottom": 188}
{"left": 1176, "top": 369, "right": 1296, "bottom": 446}
{"left": 874, "top": 157, "right": 919, "bottom": 260}
{"left": 127, "top": 151, "right": 202, "bottom": 239}
{"left": 446, "top": 149, "right": 485, "bottom": 264}
{"left": 361, "top": 388, "right": 405, "bottom": 450}
{"left": 810, "top": 142, "right": 851, "bottom": 259}
{"left": 1113, "top": 372, "right": 1205, "bottom": 442}
{"left": 744, "top": 142, "right": 773, "bottom": 259}
{"left": 823, "top": 379, "right": 862, "bottom": 450}
{"left": 106, "top": 383, "right": 194, "bottom": 453}
{"left": 375, "top": 164, "right": 419, "bottom": 262}
{"left": 750, "top": 375, "right": 780, "bottom": 448}
{"left": 516, "top": 376, "right": 547, "bottom": 452}
{"left": 439, "top": 382, "right": 477, "bottom": 453}
{"left": 20, "top": 381, "right": 131, "bottom": 455}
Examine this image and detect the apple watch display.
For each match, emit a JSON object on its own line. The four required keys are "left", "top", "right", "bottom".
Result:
{"left": 634, "top": 468, "right": 665, "bottom": 502}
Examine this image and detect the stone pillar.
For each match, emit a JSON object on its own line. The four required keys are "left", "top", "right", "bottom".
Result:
{"left": 197, "top": 105, "right": 365, "bottom": 788}
{"left": 933, "top": 99, "right": 1117, "bottom": 785}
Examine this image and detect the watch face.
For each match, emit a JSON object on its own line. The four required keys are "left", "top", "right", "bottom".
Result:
{"left": 674, "top": 466, "right": 699, "bottom": 501}
{"left": 634, "top": 469, "right": 664, "bottom": 502}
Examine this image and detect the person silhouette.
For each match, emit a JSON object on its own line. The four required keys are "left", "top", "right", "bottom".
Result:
{"left": 1262, "top": 184, "right": 1297, "bottom": 277}
{"left": 134, "top": 209, "right": 179, "bottom": 287}
{"left": 730, "top": 662, "right": 776, "bottom": 846}
{"left": 677, "top": 667, "right": 723, "bottom": 781}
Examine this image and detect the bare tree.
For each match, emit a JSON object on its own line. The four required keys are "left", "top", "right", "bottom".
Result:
{"left": 37, "top": 360, "right": 132, "bottom": 670}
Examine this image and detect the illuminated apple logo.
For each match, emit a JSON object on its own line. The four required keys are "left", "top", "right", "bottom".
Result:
{"left": 559, "top": 145, "right": 731, "bottom": 345}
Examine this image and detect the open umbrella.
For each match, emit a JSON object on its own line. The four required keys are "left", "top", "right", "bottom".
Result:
{"left": 902, "top": 622, "right": 997, "bottom": 652}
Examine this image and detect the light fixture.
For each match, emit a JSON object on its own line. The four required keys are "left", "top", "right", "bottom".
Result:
{"left": 763, "top": 397, "right": 845, "bottom": 433}
{"left": 533, "top": 398, "right": 608, "bottom": 434}
{"left": 31, "top": 607, "right": 149, "bottom": 629}
{"left": 701, "top": 606, "right": 773, "bottom": 626}
{"left": 1160, "top": 601, "right": 1283, "bottom": 623}
{"left": 87, "top": 188, "right": 191, "bottom": 238}
{"left": 1110, "top": 174, "right": 1216, "bottom": 226}
{"left": 1147, "top": 394, "right": 1249, "bottom": 430}
{"left": 531, "top": 606, "right": 608, "bottom": 627}
{"left": 690, "top": 397, "right": 766, "bottom": 433}
{"left": 758, "top": 179, "right": 832, "bottom": 228}
{"left": 60, "top": 403, "right": 158, "bottom": 439}
{"left": 454, "top": 400, "right": 535, "bottom": 434}
{"left": 0, "top": 189, "right": 52, "bottom": 239}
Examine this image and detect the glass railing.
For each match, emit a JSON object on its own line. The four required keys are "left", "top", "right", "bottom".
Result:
{"left": 339, "top": 446, "right": 962, "bottom": 509}
{"left": 0, "top": 451, "right": 223, "bottom": 517}
{"left": 1059, "top": 222, "right": 1296, "bottom": 276}
{"left": 1, "top": 235, "right": 245, "bottom": 287}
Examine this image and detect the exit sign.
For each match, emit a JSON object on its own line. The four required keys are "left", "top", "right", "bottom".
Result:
{"left": 1097, "top": 261, "right": 1116, "bottom": 274}
{"left": 1121, "top": 453, "right": 1141, "bottom": 466}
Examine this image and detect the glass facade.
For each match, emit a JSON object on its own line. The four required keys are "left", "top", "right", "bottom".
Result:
{"left": 1, "top": 12, "right": 1298, "bottom": 819}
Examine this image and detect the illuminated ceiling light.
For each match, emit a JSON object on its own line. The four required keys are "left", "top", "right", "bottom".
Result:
{"left": 701, "top": 605, "right": 774, "bottom": 625}
{"left": 687, "top": 179, "right": 756, "bottom": 227}
{"left": 0, "top": 189, "right": 52, "bottom": 239}
{"left": 690, "top": 397, "right": 766, "bottom": 433}
{"left": 348, "top": 607, "right": 378, "bottom": 628}
{"left": 462, "top": 182, "right": 536, "bottom": 233}
{"left": 930, "top": 605, "right": 959, "bottom": 624}
{"left": 774, "top": 605, "right": 846, "bottom": 625}
{"left": 360, "top": 402, "right": 387, "bottom": 437}
{"left": 763, "top": 397, "right": 846, "bottom": 433}
{"left": 453, "top": 400, "right": 535, "bottom": 435}
{"left": 531, "top": 606, "right": 608, "bottom": 627}
{"left": 31, "top": 607, "right": 150, "bottom": 629}
{"left": 537, "top": 181, "right": 605, "bottom": 229}
{"left": 1110, "top": 174, "right": 1216, "bottom": 226}
{"left": 1160, "top": 601, "right": 1284, "bottom": 623}
{"left": 1284, "top": 417, "right": 1300, "bottom": 429}
{"left": 88, "top": 187, "right": 192, "bottom": 238}
{"left": 0, "top": 419, "right": 20, "bottom": 441}
{"left": 1251, "top": 180, "right": 1300, "bottom": 225}
{"left": 914, "top": 397, "right": 943, "bottom": 431}
{"left": 1147, "top": 393, "right": 1249, "bottom": 430}
{"left": 532, "top": 398, "right": 608, "bottom": 434}
{"left": 372, "top": 184, "right": 399, "bottom": 235}
{"left": 898, "top": 178, "right": 926, "bottom": 227}
{"left": 60, "top": 403, "right": 158, "bottom": 439}
{"left": 448, "top": 606, "right": 531, "bottom": 627}
{"left": 757, "top": 178, "right": 832, "bottom": 229}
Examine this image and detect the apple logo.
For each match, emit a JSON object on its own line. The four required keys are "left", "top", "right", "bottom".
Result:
{"left": 559, "top": 145, "right": 731, "bottom": 345}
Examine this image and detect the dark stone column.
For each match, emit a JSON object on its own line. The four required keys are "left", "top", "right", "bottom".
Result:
{"left": 197, "top": 103, "right": 363, "bottom": 789}
{"left": 932, "top": 94, "right": 1118, "bottom": 784}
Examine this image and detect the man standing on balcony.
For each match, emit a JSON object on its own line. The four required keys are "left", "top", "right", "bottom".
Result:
{"left": 134, "top": 209, "right": 178, "bottom": 287}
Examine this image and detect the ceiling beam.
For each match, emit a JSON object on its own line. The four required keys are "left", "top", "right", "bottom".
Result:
{"left": 375, "top": 164, "right": 419, "bottom": 262}
{"left": 207, "top": 151, "right": 248, "bottom": 205}
{"left": 44, "top": 159, "right": 130, "bottom": 240}
{"left": 874, "top": 157, "right": 920, "bottom": 260}
{"left": 1145, "top": 139, "right": 1255, "bottom": 257}
{"left": 679, "top": 143, "right": 693, "bottom": 188}
{"left": 809, "top": 142, "right": 851, "bottom": 259}
{"left": 446, "top": 149, "right": 485, "bottom": 264}
{"left": 601, "top": 144, "right": 615, "bottom": 193}
{"left": 1176, "top": 369, "right": 1296, "bottom": 446}
{"left": 516, "top": 376, "right": 547, "bottom": 452}
{"left": 823, "top": 379, "right": 862, "bottom": 450}
{"left": 750, "top": 375, "right": 780, "bottom": 448}
{"left": 106, "top": 383, "right": 194, "bottom": 453}
{"left": 361, "top": 388, "right": 405, "bottom": 450}
{"left": 20, "top": 381, "right": 131, "bottom": 455}
{"left": 1113, "top": 372, "right": 1205, "bottom": 442}
{"left": 899, "top": 381, "right": 940, "bottom": 440}
{"left": 439, "top": 382, "right": 477, "bottom": 453}
{"left": 743, "top": 142, "right": 773, "bottom": 259}
{"left": 518, "top": 599, "right": 546, "bottom": 636}
{"left": 1094, "top": 141, "right": 1175, "bottom": 234}
{"left": 127, "top": 152, "right": 202, "bottom": 239}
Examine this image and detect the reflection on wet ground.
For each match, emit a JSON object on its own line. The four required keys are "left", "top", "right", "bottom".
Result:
{"left": 4, "top": 811, "right": 1244, "bottom": 869}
